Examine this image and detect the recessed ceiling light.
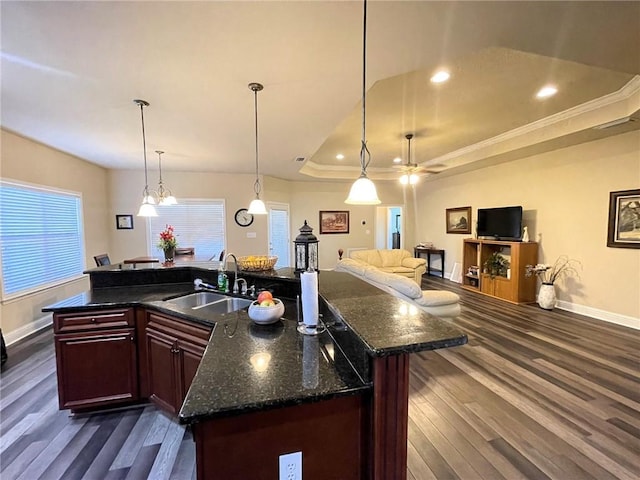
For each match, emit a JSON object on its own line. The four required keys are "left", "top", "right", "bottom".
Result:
{"left": 536, "top": 85, "right": 558, "bottom": 99}
{"left": 393, "top": 157, "right": 402, "bottom": 164}
{"left": 430, "top": 70, "right": 450, "bottom": 84}
{"left": 336, "top": 153, "right": 344, "bottom": 160}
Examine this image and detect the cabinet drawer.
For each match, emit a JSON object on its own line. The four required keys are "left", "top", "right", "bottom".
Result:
{"left": 54, "top": 308, "right": 134, "bottom": 333}
{"left": 147, "top": 312, "right": 212, "bottom": 348}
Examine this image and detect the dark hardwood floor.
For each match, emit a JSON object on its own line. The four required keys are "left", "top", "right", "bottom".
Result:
{"left": 1, "top": 276, "right": 638, "bottom": 479}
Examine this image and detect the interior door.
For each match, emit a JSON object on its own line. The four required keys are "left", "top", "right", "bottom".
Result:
{"left": 267, "top": 203, "right": 290, "bottom": 268}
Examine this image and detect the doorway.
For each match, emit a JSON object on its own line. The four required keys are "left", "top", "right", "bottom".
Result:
{"left": 375, "top": 206, "right": 404, "bottom": 249}
{"left": 267, "top": 202, "right": 290, "bottom": 268}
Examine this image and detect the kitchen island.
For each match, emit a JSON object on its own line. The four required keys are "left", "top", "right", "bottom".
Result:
{"left": 44, "top": 263, "right": 467, "bottom": 480}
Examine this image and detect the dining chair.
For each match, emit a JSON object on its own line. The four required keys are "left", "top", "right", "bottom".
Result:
{"left": 94, "top": 254, "right": 111, "bottom": 266}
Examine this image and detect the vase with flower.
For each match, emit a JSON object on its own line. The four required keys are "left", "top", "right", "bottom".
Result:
{"left": 525, "top": 255, "right": 581, "bottom": 310}
{"left": 158, "top": 225, "right": 178, "bottom": 263}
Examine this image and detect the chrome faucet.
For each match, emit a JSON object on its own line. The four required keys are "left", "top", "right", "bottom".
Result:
{"left": 223, "top": 253, "right": 243, "bottom": 294}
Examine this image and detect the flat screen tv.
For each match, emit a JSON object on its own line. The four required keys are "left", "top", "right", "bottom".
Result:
{"left": 477, "top": 206, "right": 523, "bottom": 241}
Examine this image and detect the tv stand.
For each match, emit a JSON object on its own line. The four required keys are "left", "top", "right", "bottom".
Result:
{"left": 462, "top": 238, "right": 538, "bottom": 304}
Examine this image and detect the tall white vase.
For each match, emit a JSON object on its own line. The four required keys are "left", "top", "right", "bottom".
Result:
{"left": 538, "top": 283, "right": 556, "bottom": 310}
{"left": 522, "top": 226, "right": 530, "bottom": 242}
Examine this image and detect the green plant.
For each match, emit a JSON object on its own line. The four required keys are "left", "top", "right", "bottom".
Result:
{"left": 483, "top": 252, "right": 510, "bottom": 279}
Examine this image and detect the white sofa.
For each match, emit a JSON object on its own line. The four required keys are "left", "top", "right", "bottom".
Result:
{"left": 335, "top": 258, "right": 461, "bottom": 318}
{"left": 349, "top": 249, "right": 426, "bottom": 284}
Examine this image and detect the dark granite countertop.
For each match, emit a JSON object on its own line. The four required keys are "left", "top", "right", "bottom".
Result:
{"left": 317, "top": 271, "right": 467, "bottom": 356}
{"left": 179, "top": 312, "right": 369, "bottom": 423}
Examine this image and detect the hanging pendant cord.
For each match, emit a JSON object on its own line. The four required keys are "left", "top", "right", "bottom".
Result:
{"left": 253, "top": 88, "right": 261, "bottom": 196}
{"left": 157, "top": 151, "right": 164, "bottom": 184}
{"left": 360, "top": 0, "right": 371, "bottom": 175}
{"left": 139, "top": 102, "right": 149, "bottom": 189}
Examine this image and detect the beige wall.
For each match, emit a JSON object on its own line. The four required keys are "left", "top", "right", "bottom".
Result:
{"left": 415, "top": 130, "right": 640, "bottom": 324}
{"left": 0, "top": 129, "right": 110, "bottom": 341}
{"left": 288, "top": 180, "right": 405, "bottom": 270}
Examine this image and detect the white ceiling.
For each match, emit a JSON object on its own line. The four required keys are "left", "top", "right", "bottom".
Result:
{"left": 2, "top": 1, "right": 639, "bottom": 182}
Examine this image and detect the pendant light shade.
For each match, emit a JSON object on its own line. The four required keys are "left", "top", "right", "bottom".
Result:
{"left": 346, "top": 175, "right": 381, "bottom": 204}
{"left": 345, "top": 0, "right": 381, "bottom": 205}
{"left": 134, "top": 99, "right": 157, "bottom": 217}
{"left": 247, "top": 82, "right": 268, "bottom": 215}
{"left": 155, "top": 150, "right": 177, "bottom": 205}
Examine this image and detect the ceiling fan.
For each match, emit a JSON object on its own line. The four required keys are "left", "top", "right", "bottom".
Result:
{"left": 394, "top": 134, "right": 442, "bottom": 184}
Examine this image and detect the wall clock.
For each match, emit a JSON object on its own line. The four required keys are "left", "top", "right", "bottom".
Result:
{"left": 234, "top": 208, "right": 254, "bottom": 227}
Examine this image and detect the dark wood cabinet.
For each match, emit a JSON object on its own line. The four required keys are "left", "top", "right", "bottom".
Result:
{"left": 53, "top": 308, "right": 138, "bottom": 411}
{"left": 145, "top": 312, "right": 211, "bottom": 415}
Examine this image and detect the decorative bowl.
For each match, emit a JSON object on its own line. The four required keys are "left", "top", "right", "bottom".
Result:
{"left": 237, "top": 255, "right": 278, "bottom": 271}
{"left": 248, "top": 298, "right": 285, "bottom": 325}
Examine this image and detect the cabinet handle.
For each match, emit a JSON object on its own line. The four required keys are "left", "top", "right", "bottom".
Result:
{"left": 91, "top": 318, "right": 96, "bottom": 322}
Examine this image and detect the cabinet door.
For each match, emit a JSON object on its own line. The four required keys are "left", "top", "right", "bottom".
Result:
{"left": 178, "top": 340, "right": 207, "bottom": 407}
{"left": 146, "top": 327, "right": 180, "bottom": 415}
{"left": 55, "top": 328, "right": 138, "bottom": 410}
{"left": 493, "top": 277, "right": 516, "bottom": 302}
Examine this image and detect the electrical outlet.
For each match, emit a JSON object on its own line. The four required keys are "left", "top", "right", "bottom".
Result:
{"left": 279, "top": 451, "right": 302, "bottom": 480}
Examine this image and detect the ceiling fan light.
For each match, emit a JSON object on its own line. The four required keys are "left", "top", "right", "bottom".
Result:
{"left": 345, "top": 175, "right": 381, "bottom": 205}
{"left": 248, "top": 197, "right": 268, "bottom": 215}
{"left": 409, "top": 173, "right": 419, "bottom": 185}
{"left": 399, "top": 174, "right": 409, "bottom": 185}
{"left": 137, "top": 201, "right": 157, "bottom": 217}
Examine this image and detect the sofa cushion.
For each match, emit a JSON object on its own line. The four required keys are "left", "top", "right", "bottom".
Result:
{"left": 414, "top": 290, "right": 460, "bottom": 307}
{"left": 336, "top": 258, "right": 369, "bottom": 277}
{"left": 378, "top": 249, "right": 412, "bottom": 268}
{"left": 364, "top": 268, "right": 422, "bottom": 299}
{"left": 351, "top": 249, "right": 383, "bottom": 267}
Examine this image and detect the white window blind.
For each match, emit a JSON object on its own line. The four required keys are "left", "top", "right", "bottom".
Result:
{"left": 148, "top": 200, "right": 225, "bottom": 260}
{"left": 0, "top": 180, "right": 84, "bottom": 299}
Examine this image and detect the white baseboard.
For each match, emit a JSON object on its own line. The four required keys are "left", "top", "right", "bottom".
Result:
{"left": 440, "top": 272, "right": 640, "bottom": 331}
{"left": 4, "top": 314, "right": 53, "bottom": 346}
{"left": 555, "top": 300, "right": 639, "bottom": 330}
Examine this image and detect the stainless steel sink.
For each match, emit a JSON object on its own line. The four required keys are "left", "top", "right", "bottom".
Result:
{"left": 165, "top": 292, "right": 252, "bottom": 313}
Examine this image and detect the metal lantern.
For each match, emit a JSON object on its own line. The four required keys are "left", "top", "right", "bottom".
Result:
{"left": 294, "top": 220, "right": 319, "bottom": 272}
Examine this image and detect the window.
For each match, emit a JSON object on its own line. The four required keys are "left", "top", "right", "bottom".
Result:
{"left": 0, "top": 180, "right": 85, "bottom": 299}
{"left": 148, "top": 200, "right": 225, "bottom": 260}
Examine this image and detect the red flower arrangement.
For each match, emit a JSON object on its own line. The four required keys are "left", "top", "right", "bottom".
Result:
{"left": 157, "top": 224, "right": 177, "bottom": 250}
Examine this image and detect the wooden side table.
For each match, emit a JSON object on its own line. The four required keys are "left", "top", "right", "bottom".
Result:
{"left": 414, "top": 247, "right": 445, "bottom": 278}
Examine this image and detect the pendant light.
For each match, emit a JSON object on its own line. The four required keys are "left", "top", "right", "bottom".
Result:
{"left": 345, "top": 0, "right": 381, "bottom": 205}
{"left": 155, "top": 150, "right": 177, "bottom": 205}
{"left": 247, "top": 82, "right": 268, "bottom": 215}
{"left": 399, "top": 134, "right": 419, "bottom": 185}
{"left": 134, "top": 99, "right": 157, "bottom": 217}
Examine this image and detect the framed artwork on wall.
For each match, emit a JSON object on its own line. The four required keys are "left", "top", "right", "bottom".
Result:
{"left": 607, "top": 189, "right": 640, "bottom": 249}
{"left": 446, "top": 206, "right": 471, "bottom": 234}
{"left": 319, "top": 210, "right": 350, "bottom": 234}
{"left": 116, "top": 214, "right": 134, "bottom": 230}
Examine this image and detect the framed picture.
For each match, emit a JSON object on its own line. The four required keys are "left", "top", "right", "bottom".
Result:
{"left": 116, "top": 214, "right": 134, "bottom": 230}
{"left": 319, "top": 210, "right": 350, "bottom": 234}
{"left": 446, "top": 206, "right": 471, "bottom": 234}
{"left": 607, "top": 189, "right": 640, "bottom": 249}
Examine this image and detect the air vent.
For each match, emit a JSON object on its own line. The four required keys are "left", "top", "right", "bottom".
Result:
{"left": 294, "top": 157, "right": 306, "bottom": 162}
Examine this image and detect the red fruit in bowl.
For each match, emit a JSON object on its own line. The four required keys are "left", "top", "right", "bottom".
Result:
{"left": 257, "top": 291, "right": 273, "bottom": 303}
